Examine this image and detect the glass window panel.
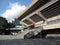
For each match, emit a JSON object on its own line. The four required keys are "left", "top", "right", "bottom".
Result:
{"left": 47, "top": 19, "right": 60, "bottom": 25}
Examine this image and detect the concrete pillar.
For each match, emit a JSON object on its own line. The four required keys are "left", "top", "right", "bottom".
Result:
{"left": 27, "top": 18, "right": 35, "bottom": 23}
{"left": 20, "top": 22, "right": 28, "bottom": 27}
{"left": 36, "top": 12, "right": 46, "bottom": 21}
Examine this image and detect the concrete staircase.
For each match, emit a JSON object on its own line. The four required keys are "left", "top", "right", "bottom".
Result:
{"left": 24, "top": 27, "right": 43, "bottom": 39}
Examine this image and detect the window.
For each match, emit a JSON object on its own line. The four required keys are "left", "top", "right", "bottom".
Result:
{"left": 47, "top": 19, "right": 60, "bottom": 25}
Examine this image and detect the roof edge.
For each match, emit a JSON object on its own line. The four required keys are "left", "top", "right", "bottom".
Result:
{"left": 16, "top": 0, "right": 38, "bottom": 19}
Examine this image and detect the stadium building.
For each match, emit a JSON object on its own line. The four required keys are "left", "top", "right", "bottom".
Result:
{"left": 16, "top": 0, "right": 60, "bottom": 38}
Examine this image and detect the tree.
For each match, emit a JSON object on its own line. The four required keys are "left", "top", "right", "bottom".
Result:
{"left": 7, "top": 23, "right": 15, "bottom": 28}
{"left": 0, "top": 17, "right": 8, "bottom": 32}
{"left": 0, "top": 17, "right": 8, "bottom": 29}
{"left": 0, "top": 17, "right": 15, "bottom": 34}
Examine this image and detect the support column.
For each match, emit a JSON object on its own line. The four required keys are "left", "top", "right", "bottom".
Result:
{"left": 27, "top": 18, "right": 35, "bottom": 23}
{"left": 20, "top": 22, "right": 28, "bottom": 27}
{"left": 36, "top": 12, "right": 46, "bottom": 21}
{"left": 36, "top": 12, "right": 47, "bottom": 25}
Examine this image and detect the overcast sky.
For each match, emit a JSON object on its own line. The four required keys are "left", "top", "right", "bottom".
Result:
{"left": 0, "top": 0, "right": 32, "bottom": 22}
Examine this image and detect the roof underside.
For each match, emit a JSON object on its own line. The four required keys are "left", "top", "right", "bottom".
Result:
{"left": 40, "top": 1, "right": 60, "bottom": 19}
{"left": 16, "top": 0, "right": 60, "bottom": 26}
{"left": 17, "top": 0, "right": 50, "bottom": 20}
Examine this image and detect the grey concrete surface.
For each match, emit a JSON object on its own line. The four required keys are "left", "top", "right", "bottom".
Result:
{"left": 0, "top": 39, "right": 60, "bottom": 45}
{"left": 0, "top": 30, "right": 34, "bottom": 40}
{"left": 0, "top": 27, "right": 40, "bottom": 40}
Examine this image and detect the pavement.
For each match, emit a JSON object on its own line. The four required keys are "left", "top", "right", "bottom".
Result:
{"left": 0, "top": 27, "right": 40, "bottom": 40}
{"left": 0, "top": 28, "right": 60, "bottom": 45}
{"left": 0, "top": 30, "right": 35, "bottom": 40}
{"left": 0, "top": 39, "right": 60, "bottom": 45}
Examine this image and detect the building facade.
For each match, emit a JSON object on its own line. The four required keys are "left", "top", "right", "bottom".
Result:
{"left": 16, "top": 0, "right": 60, "bottom": 30}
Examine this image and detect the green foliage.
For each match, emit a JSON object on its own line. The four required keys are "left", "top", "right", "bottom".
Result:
{"left": 0, "top": 17, "right": 15, "bottom": 31}
{"left": 7, "top": 23, "right": 15, "bottom": 28}
{"left": 0, "top": 17, "right": 8, "bottom": 30}
{"left": 0, "top": 17, "right": 15, "bottom": 34}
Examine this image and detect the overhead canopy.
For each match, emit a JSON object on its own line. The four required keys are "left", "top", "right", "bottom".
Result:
{"left": 17, "top": 0, "right": 50, "bottom": 20}
{"left": 40, "top": 1, "right": 60, "bottom": 19}
{"left": 16, "top": 0, "right": 60, "bottom": 26}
